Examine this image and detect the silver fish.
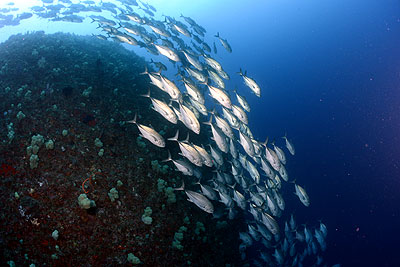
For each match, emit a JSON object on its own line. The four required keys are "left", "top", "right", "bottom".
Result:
{"left": 176, "top": 181, "right": 214, "bottom": 213}
{"left": 127, "top": 114, "right": 165, "bottom": 147}
{"left": 238, "top": 68, "right": 261, "bottom": 97}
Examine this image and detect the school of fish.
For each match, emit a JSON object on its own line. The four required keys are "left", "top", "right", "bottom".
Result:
{"left": 0, "top": 0, "right": 330, "bottom": 266}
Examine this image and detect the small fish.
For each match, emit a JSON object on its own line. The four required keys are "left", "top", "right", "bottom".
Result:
{"left": 203, "top": 117, "right": 229, "bottom": 153}
{"left": 127, "top": 114, "right": 165, "bottom": 147}
{"left": 207, "top": 84, "right": 232, "bottom": 109}
{"left": 261, "top": 212, "right": 280, "bottom": 235}
{"left": 272, "top": 142, "right": 286, "bottom": 165}
{"left": 180, "top": 14, "right": 196, "bottom": 26}
{"left": 154, "top": 43, "right": 180, "bottom": 62}
{"left": 209, "top": 145, "right": 223, "bottom": 166}
{"left": 172, "top": 22, "right": 191, "bottom": 37}
{"left": 141, "top": 90, "right": 177, "bottom": 124}
{"left": 238, "top": 68, "right": 261, "bottom": 97}
{"left": 192, "top": 144, "right": 213, "bottom": 167}
{"left": 182, "top": 78, "right": 204, "bottom": 104}
{"left": 207, "top": 68, "right": 225, "bottom": 89}
{"left": 239, "top": 131, "right": 255, "bottom": 158}
{"left": 160, "top": 75, "right": 182, "bottom": 100}
{"left": 168, "top": 130, "right": 203, "bottom": 167}
{"left": 211, "top": 112, "right": 234, "bottom": 139}
{"left": 182, "top": 50, "right": 203, "bottom": 71}
{"left": 140, "top": 67, "right": 165, "bottom": 92}
{"left": 179, "top": 102, "right": 201, "bottom": 134}
{"left": 231, "top": 104, "right": 248, "bottom": 125}
{"left": 215, "top": 32, "right": 232, "bottom": 53}
{"left": 163, "top": 150, "right": 193, "bottom": 176}
{"left": 282, "top": 133, "right": 295, "bottom": 155}
{"left": 294, "top": 183, "right": 310, "bottom": 207}
{"left": 234, "top": 90, "right": 250, "bottom": 112}
{"left": 197, "top": 182, "right": 219, "bottom": 200}
{"left": 185, "top": 67, "right": 206, "bottom": 83}
{"left": 203, "top": 54, "right": 222, "bottom": 72}
{"left": 150, "top": 59, "right": 167, "bottom": 72}
{"left": 149, "top": 24, "right": 170, "bottom": 37}
{"left": 175, "top": 181, "right": 214, "bottom": 213}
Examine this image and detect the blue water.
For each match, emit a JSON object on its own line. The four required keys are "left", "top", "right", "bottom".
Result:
{"left": 199, "top": 0, "right": 400, "bottom": 265}
{"left": 1, "top": 0, "right": 400, "bottom": 265}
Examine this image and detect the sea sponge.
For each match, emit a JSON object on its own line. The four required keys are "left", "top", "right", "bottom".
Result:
{"left": 29, "top": 154, "right": 39, "bottom": 169}
{"left": 108, "top": 188, "right": 119, "bottom": 202}
{"left": 141, "top": 207, "right": 152, "bottom": 225}
{"left": 77, "top": 194, "right": 96, "bottom": 209}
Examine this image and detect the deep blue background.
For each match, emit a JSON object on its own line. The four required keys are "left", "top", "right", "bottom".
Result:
{"left": 191, "top": 0, "right": 400, "bottom": 265}
{"left": 205, "top": 0, "right": 400, "bottom": 265}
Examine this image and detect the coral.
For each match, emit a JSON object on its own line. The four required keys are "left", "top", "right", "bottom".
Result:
{"left": 151, "top": 160, "right": 168, "bottom": 174}
{"left": 195, "top": 222, "right": 205, "bottom": 235}
{"left": 127, "top": 253, "right": 141, "bottom": 264}
{"left": 29, "top": 154, "right": 39, "bottom": 169}
{"left": 82, "top": 86, "right": 92, "bottom": 97}
{"left": 172, "top": 226, "right": 187, "bottom": 250}
{"left": 77, "top": 194, "right": 96, "bottom": 209}
{"left": 51, "top": 230, "right": 59, "bottom": 240}
{"left": 37, "top": 56, "right": 46, "bottom": 68}
{"left": 136, "top": 136, "right": 146, "bottom": 149}
{"left": 108, "top": 188, "right": 119, "bottom": 202}
{"left": 94, "top": 137, "right": 103, "bottom": 148}
{"left": 0, "top": 32, "right": 243, "bottom": 267}
{"left": 141, "top": 207, "right": 153, "bottom": 225}
{"left": 16, "top": 111, "right": 25, "bottom": 120}
{"left": 157, "top": 179, "right": 176, "bottom": 203}
{"left": 45, "top": 140, "right": 54, "bottom": 150}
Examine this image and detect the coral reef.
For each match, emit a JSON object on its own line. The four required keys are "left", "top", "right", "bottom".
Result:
{"left": 0, "top": 32, "right": 241, "bottom": 266}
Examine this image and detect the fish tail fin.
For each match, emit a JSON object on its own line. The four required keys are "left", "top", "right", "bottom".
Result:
{"left": 140, "top": 88, "right": 151, "bottom": 98}
{"left": 174, "top": 180, "right": 185, "bottom": 191}
{"left": 261, "top": 137, "right": 269, "bottom": 147}
{"left": 289, "top": 179, "right": 296, "bottom": 184}
{"left": 227, "top": 183, "right": 236, "bottom": 190}
{"left": 167, "top": 130, "right": 180, "bottom": 142}
{"left": 202, "top": 116, "right": 213, "bottom": 126}
{"left": 183, "top": 132, "right": 190, "bottom": 143}
{"left": 282, "top": 132, "right": 288, "bottom": 140}
{"left": 139, "top": 66, "right": 149, "bottom": 75}
{"left": 162, "top": 150, "right": 173, "bottom": 163}
{"left": 199, "top": 77, "right": 209, "bottom": 86}
{"left": 126, "top": 113, "right": 138, "bottom": 124}
{"left": 237, "top": 68, "right": 243, "bottom": 76}
{"left": 214, "top": 32, "right": 220, "bottom": 38}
